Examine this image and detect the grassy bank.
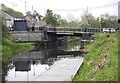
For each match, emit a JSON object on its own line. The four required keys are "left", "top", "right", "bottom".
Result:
{"left": 2, "top": 38, "right": 34, "bottom": 62}
{"left": 73, "top": 33, "right": 118, "bottom": 81}
{"left": 0, "top": 18, "right": 34, "bottom": 62}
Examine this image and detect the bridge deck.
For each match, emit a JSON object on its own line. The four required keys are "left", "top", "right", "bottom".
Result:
{"left": 33, "top": 57, "right": 84, "bottom": 81}
{"left": 11, "top": 32, "right": 44, "bottom": 42}
{"left": 10, "top": 31, "right": 94, "bottom": 42}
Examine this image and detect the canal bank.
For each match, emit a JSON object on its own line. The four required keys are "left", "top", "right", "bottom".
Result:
{"left": 2, "top": 38, "right": 34, "bottom": 62}
{"left": 2, "top": 33, "right": 80, "bottom": 62}
{"left": 73, "top": 33, "right": 118, "bottom": 81}
{"left": 1, "top": 21, "right": 34, "bottom": 62}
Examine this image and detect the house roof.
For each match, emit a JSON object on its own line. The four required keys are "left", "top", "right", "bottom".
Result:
{"left": 6, "top": 12, "right": 24, "bottom": 18}
{"left": 1, "top": 10, "right": 24, "bottom": 18}
{"left": 24, "top": 13, "right": 43, "bottom": 18}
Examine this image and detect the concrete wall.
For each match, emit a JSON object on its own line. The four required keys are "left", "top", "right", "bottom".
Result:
{"left": 11, "top": 32, "right": 43, "bottom": 42}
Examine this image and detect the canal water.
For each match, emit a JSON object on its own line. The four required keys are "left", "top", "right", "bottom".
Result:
{"left": 2, "top": 39, "right": 84, "bottom": 82}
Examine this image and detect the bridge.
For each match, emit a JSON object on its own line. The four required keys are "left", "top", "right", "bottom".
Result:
{"left": 10, "top": 27, "right": 100, "bottom": 43}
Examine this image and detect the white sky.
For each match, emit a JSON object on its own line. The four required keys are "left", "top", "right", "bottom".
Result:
{"left": 0, "top": 0, "right": 119, "bottom": 20}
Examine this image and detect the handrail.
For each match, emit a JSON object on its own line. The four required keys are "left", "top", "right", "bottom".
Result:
{"left": 10, "top": 27, "right": 104, "bottom": 33}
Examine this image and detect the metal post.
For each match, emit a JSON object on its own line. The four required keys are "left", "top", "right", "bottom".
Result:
{"left": 99, "top": 22, "right": 102, "bottom": 28}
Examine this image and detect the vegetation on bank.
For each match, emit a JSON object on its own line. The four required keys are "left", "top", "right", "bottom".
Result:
{"left": 1, "top": 18, "right": 34, "bottom": 62}
{"left": 73, "top": 33, "right": 118, "bottom": 81}
{"left": 2, "top": 38, "right": 33, "bottom": 62}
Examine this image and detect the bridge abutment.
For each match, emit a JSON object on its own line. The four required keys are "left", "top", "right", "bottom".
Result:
{"left": 35, "top": 36, "right": 67, "bottom": 49}
{"left": 80, "top": 33, "right": 94, "bottom": 49}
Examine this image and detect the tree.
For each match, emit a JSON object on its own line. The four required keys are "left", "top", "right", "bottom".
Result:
{"left": 100, "top": 14, "right": 118, "bottom": 28}
{"left": 44, "top": 9, "right": 61, "bottom": 27}
{"left": 59, "top": 18, "right": 69, "bottom": 27}
{"left": 80, "top": 10, "right": 99, "bottom": 28}
{"left": 0, "top": 15, "right": 8, "bottom": 38}
{"left": 1, "top": 4, "right": 23, "bottom": 17}
{"left": 67, "top": 14, "right": 75, "bottom": 22}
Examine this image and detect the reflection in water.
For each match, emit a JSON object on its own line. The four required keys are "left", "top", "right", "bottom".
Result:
{"left": 2, "top": 40, "right": 85, "bottom": 82}
{"left": 14, "top": 61, "right": 31, "bottom": 71}
{"left": 6, "top": 61, "right": 49, "bottom": 81}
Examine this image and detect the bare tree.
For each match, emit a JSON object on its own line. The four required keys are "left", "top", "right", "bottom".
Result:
{"left": 80, "top": 10, "right": 99, "bottom": 28}
{"left": 67, "top": 14, "right": 76, "bottom": 22}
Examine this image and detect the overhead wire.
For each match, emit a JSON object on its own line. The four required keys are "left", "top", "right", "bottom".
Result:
{"left": 1, "top": 0, "right": 118, "bottom": 15}
{"left": 52, "top": 2, "right": 118, "bottom": 12}
{"left": 2, "top": 0, "right": 17, "bottom": 5}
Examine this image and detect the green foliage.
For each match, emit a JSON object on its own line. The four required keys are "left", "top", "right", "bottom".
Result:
{"left": 4, "top": 7, "right": 14, "bottom": 13}
{"left": 0, "top": 15, "right": 2, "bottom": 45}
{"left": 1, "top": 4, "right": 23, "bottom": 17}
{"left": 0, "top": 15, "right": 9, "bottom": 39}
{"left": 15, "top": 11, "right": 24, "bottom": 17}
{"left": 100, "top": 14, "right": 117, "bottom": 28}
{"left": 2, "top": 24, "right": 9, "bottom": 38}
{"left": 44, "top": 9, "right": 61, "bottom": 27}
{"left": 0, "top": 15, "right": 33, "bottom": 62}
{"left": 2, "top": 38, "right": 34, "bottom": 62}
{"left": 73, "top": 33, "right": 118, "bottom": 81}
{"left": 101, "top": 18, "right": 116, "bottom": 28}
{"left": 59, "top": 19, "right": 69, "bottom": 27}
{"left": 80, "top": 11, "right": 99, "bottom": 28}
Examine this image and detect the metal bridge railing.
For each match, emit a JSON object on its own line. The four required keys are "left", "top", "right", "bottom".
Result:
{"left": 10, "top": 26, "right": 104, "bottom": 33}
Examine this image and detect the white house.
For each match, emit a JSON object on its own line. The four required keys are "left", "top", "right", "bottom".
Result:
{"left": 24, "top": 10, "right": 46, "bottom": 30}
{"left": 0, "top": 10, "right": 14, "bottom": 28}
{"left": 0, "top": 10, "right": 24, "bottom": 30}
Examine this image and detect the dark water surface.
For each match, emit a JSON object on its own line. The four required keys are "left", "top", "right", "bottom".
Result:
{"left": 2, "top": 40, "right": 84, "bottom": 82}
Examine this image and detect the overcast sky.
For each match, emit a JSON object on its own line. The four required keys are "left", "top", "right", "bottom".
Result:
{"left": 1, "top": 0, "right": 119, "bottom": 20}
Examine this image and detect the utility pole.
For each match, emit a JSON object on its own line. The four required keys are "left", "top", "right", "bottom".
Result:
{"left": 86, "top": 6, "right": 90, "bottom": 28}
{"left": 86, "top": 6, "right": 89, "bottom": 32}
{"left": 32, "top": 5, "right": 34, "bottom": 13}
{"left": 86, "top": 6, "right": 88, "bottom": 23}
{"left": 25, "top": 1, "right": 27, "bottom": 14}
{"left": 12, "top": 4, "right": 17, "bottom": 20}
{"left": 44, "top": 8, "right": 46, "bottom": 15}
{"left": 98, "top": 17, "right": 102, "bottom": 28}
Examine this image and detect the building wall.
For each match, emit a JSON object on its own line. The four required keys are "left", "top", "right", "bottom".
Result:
{"left": 0, "top": 10, "right": 14, "bottom": 28}
{"left": 25, "top": 15, "right": 46, "bottom": 29}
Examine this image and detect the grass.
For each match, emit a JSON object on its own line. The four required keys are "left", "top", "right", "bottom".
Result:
{"left": 73, "top": 33, "right": 118, "bottom": 81}
{"left": 2, "top": 38, "right": 34, "bottom": 62}
{"left": 0, "top": 21, "right": 34, "bottom": 62}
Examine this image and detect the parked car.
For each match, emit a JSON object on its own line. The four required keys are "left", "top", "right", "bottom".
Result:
{"left": 110, "top": 28, "right": 116, "bottom": 33}
{"left": 103, "top": 28, "right": 109, "bottom": 33}
{"left": 103, "top": 28, "right": 116, "bottom": 33}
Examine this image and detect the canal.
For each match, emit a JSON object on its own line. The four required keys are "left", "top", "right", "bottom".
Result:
{"left": 2, "top": 37, "right": 84, "bottom": 82}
